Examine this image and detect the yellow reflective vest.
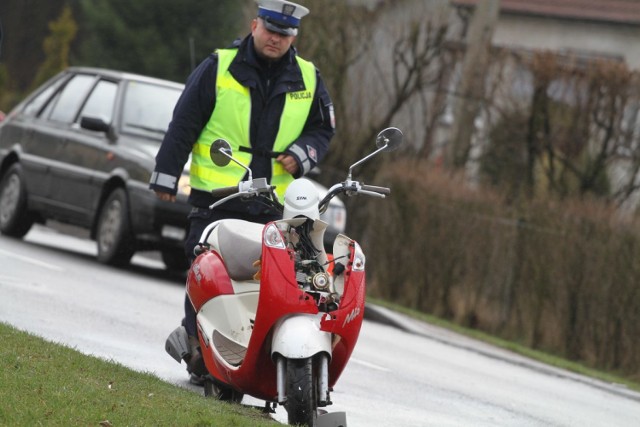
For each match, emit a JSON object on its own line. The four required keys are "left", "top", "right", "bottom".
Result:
{"left": 190, "top": 48, "right": 316, "bottom": 200}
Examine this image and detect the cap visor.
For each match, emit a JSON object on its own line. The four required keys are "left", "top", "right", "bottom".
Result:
{"left": 263, "top": 19, "right": 298, "bottom": 36}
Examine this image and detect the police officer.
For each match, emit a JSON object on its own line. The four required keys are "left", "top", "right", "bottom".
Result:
{"left": 150, "top": 0, "right": 335, "bottom": 383}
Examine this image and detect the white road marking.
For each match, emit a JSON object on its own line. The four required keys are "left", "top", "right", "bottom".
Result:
{"left": 0, "top": 248, "right": 65, "bottom": 272}
{"left": 349, "top": 357, "right": 391, "bottom": 372}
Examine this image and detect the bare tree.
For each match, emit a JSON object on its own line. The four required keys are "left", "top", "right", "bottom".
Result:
{"left": 292, "top": 0, "right": 453, "bottom": 178}
{"left": 446, "top": 0, "right": 500, "bottom": 169}
{"left": 478, "top": 49, "right": 640, "bottom": 206}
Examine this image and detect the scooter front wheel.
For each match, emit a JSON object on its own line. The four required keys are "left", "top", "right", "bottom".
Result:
{"left": 285, "top": 357, "right": 318, "bottom": 427}
{"left": 203, "top": 376, "right": 244, "bottom": 403}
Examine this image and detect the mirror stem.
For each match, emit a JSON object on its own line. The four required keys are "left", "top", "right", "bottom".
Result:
{"left": 220, "top": 149, "right": 253, "bottom": 181}
{"left": 346, "top": 143, "right": 388, "bottom": 181}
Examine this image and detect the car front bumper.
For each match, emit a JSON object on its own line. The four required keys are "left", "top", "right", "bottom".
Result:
{"left": 128, "top": 183, "right": 190, "bottom": 250}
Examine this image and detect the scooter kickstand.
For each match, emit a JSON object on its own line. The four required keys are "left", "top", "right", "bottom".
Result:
{"left": 262, "top": 402, "right": 277, "bottom": 414}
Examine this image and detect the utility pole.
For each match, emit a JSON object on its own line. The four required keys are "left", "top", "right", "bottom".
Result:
{"left": 446, "top": 0, "right": 501, "bottom": 169}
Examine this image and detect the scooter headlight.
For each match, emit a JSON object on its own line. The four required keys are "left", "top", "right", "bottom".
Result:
{"left": 264, "top": 223, "right": 286, "bottom": 249}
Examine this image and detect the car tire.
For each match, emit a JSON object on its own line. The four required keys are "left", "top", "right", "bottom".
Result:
{"left": 161, "top": 248, "right": 190, "bottom": 271}
{"left": 0, "top": 163, "right": 35, "bottom": 238}
{"left": 96, "top": 188, "right": 135, "bottom": 266}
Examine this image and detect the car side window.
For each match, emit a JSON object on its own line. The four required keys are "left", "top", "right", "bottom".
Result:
{"left": 46, "top": 74, "right": 96, "bottom": 123}
{"left": 122, "top": 81, "right": 181, "bottom": 136}
{"left": 23, "top": 76, "right": 65, "bottom": 116}
{"left": 79, "top": 80, "right": 118, "bottom": 124}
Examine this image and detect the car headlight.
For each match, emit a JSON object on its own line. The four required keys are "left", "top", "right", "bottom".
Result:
{"left": 177, "top": 174, "right": 191, "bottom": 196}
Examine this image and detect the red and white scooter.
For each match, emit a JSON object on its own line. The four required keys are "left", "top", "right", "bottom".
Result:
{"left": 167, "top": 128, "right": 403, "bottom": 426}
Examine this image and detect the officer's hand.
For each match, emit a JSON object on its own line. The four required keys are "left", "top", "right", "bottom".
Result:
{"left": 155, "top": 190, "right": 176, "bottom": 203}
{"left": 277, "top": 154, "right": 299, "bottom": 175}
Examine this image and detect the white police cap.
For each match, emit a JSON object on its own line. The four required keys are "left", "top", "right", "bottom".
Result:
{"left": 256, "top": 0, "right": 310, "bottom": 36}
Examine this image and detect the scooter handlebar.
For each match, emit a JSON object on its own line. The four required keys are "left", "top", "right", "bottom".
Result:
{"left": 211, "top": 186, "right": 238, "bottom": 198}
{"left": 361, "top": 184, "right": 391, "bottom": 196}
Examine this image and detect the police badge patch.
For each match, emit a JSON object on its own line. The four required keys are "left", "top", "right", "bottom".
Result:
{"left": 282, "top": 4, "right": 296, "bottom": 16}
{"left": 307, "top": 145, "right": 318, "bottom": 163}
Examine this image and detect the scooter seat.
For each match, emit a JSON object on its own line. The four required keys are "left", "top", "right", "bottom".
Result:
{"left": 217, "top": 220, "right": 264, "bottom": 281}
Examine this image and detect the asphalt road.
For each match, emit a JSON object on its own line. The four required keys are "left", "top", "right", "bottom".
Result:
{"left": 1, "top": 224, "right": 640, "bottom": 426}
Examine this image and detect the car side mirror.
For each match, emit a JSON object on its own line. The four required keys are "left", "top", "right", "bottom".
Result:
{"left": 80, "top": 116, "right": 118, "bottom": 143}
{"left": 81, "top": 116, "right": 110, "bottom": 133}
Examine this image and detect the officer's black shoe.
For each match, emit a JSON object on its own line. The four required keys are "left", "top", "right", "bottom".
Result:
{"left": 185, "top": 335, "right": 206, "bottom": 377}
{"left": 189, "top": 372, "right": 206, "bottom": 386}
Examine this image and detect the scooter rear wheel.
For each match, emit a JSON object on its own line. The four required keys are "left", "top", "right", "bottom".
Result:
{"left": 203, "top": 376, "right": 243, "bottom": 403}
{"left": 285, "top": 357, "right": 318, "bottom": 427}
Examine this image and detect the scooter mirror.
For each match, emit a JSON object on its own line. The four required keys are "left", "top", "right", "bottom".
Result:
{"left": 210, "top": 139, "right": 232, "bottom": 167}
{"left": 376, "top": 127, "right": 403, "bottom": 152}
{"left": 346, "top": 127, "right": 404, "bottom": 180}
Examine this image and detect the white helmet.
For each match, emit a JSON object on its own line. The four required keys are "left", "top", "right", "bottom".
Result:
{"left": 283, "top": 178, "right": 320, "bottom": 220}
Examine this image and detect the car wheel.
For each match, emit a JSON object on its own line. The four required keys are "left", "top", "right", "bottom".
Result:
{"left": 0, "top": 163, "right": 35, "bottom": 238}
{"left": 96, "top": 188, "right": 135, "bottom": 266}
{"left": 161, "top": 248, "right": 190, "bottom": 271}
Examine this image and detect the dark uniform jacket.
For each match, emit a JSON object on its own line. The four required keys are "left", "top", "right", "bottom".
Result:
{"left": 150, "top": 34, "right": 335, "bottom": 212}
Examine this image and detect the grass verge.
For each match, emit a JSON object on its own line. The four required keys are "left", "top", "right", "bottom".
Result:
{"left": 3, "top": 301, "right": 638, "bottom": 427}
{"left": 368, "top": 297, "right": 640, "bottom": 394}
{"left": 0, "top": 323, "right": 280, "bottom": 427}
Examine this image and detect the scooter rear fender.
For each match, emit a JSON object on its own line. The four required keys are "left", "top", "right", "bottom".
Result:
{"left": 271, "top": 313, "right": 332, "bottom": 359}
{"left": 187, "top": 250, "right": 234, "bottom": 312}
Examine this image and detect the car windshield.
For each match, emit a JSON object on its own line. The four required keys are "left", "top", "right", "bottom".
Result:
{"left": 121, "top": 81, "right": 182, "bottom": 139}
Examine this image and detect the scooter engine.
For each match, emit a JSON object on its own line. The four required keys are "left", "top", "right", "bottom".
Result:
{"left": 288, "top": 220, "right": 341, "bottom": 312}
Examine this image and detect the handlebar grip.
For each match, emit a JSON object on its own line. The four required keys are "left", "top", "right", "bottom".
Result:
{"left": 361, "top": 184, "right": 391, "bottom": 195}
{"left": 210, "top": 186, "right": 238, "bottom": 198}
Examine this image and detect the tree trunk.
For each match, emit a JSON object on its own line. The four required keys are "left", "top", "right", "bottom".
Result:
{"left": 447, "top": 0, "right": 500, "bottom": 169}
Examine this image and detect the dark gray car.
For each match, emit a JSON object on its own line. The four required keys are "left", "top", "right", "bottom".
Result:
{"left": 0, "top": 67, "right": 191, "bottom": 269}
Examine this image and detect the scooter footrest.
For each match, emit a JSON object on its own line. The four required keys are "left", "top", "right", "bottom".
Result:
{"left": 165, "top": 326, "right": 191, "bottom": 363}
{"left": 212, "top": 330, "right": 247, "bottom": 366}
